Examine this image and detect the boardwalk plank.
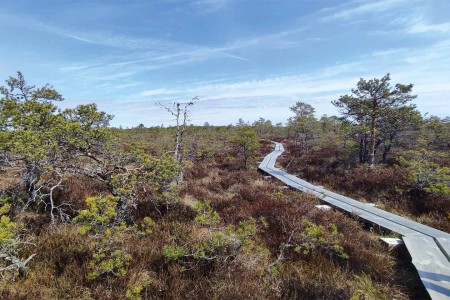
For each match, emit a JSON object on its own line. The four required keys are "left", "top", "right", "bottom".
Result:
{"left": 403, "top": 235, "right": 450, "bottom": 300}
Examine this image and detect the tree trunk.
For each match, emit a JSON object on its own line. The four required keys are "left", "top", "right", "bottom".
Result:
{"left": 174, "top": 103, "right": 181, "bottom": 163}
{"left": 359, "top": 136, "right": 369, "bottom": 164}
{"left": 382, "top": 143, "right": 391, "bottom": 163}
{"left": 359, "top": 137, "right": 364, "bottom": 164}
{"left": 25, "top": 163, "right": 39, "bottom": 204}
{"left": 176, "top": 128, "right": 186, "bottom": 183}
{"left": 368, "top": 100, "right": 377, "bottom": 170}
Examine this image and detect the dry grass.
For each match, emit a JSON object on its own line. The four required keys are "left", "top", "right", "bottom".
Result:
{"left": 0, "top": 168, "right": 21, "bottom": 190}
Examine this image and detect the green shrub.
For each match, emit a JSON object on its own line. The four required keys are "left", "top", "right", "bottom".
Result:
{"left": 399, "top": 150, "right": 450, "bottom": 196}
{"left": 297, "top": 219, "right": 349, "bottom": 259}
{"left": 163, "top": 200, "right": 265, "bottom": 267}
{"left": 74, "top": 196, "right": 138, "bottom": 280}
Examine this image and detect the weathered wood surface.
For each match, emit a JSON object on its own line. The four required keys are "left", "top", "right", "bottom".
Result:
{"left": 259, "top": 142, "right": 450, "bottom": 300}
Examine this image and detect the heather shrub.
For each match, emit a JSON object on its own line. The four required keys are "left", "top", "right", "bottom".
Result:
{"left": 56, "top": 175, "right": 110, "bottom": 212}
{"left": 36, "top": 224, "right": 93, "bottom": 276}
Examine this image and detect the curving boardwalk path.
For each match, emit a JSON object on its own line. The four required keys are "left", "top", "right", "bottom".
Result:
{"left": 259, "top": 142, "right": 450, "bottom": 300}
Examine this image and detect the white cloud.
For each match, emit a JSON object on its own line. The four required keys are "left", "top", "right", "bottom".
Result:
{"left": 140, "top": 88, "right": 179, "bottom": 97}
{"left": 321, "top": 0, "right": 409, "bottom": 22}
{"left": 225, "top": 27, "right": 308, "bottom": 50}
{"left": 371, "top": 48, "right": 408, "bottom": 57}
{"left": 381, "top": 13, "right": 450, "bottom": 35}
{"left": 61, "top": 33, "right": 96, "bottom": 44}
{"left": 408, "top": 18, "right": 450, "bottom": 34}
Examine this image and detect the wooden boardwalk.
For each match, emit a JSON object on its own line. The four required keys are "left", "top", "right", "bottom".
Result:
{"left": 259, "top": 142, "right": 450, "bottom": 300}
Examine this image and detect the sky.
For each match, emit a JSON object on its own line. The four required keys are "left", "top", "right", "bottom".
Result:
{"left": 0, "top": 0, "right": 449, "bottom": 127}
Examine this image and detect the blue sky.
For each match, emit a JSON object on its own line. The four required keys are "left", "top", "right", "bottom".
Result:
{"left": 1, "top": 0, "right": 449, "bottom": 127}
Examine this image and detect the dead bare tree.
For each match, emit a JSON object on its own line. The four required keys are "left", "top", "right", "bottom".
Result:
{"left": 0, "top": 233, "right": 36, "bottom": 280}
{"left": 158, "top": 97, "right": 197, "bottom": 183}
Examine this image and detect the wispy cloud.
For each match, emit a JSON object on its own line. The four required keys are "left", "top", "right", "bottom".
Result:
{"left": 321, "top": 0, "right": 409, "bottom": 22}
{"left": 385, "top": 13, "right": 450, "bottom": 35}
{"left": 139, "top": 73, "right": 356, "bottom": 105}
{"left": 59, "top": 48, "right": 247, "bottom": 90}
{"left": 191, "top": 0, "right": 230, "bottom": 13}
{"left": 129, "top": 37, "right": 450, "bottom": 125}
{"left": 225, "top": 27, "right": 309, "bottom": 50}
{"left": 55, "top": 23, "right": 320, "bottom": 93}
{"left": 61, "top": 33, "right": 96, "bottom": 44}
{"left": 140, "top": 88, "right": 179, "bottom": 97}
{"left": 371, "top": 48, "right": 408, "bottom": 57}
{"left": 407, "top": 17, "right": 450, "bottom": 34}
{"left": 0, "top": 10, "right": 248, "bottom": 71}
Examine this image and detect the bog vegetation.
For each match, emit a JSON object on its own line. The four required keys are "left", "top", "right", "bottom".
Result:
{"left": 0, "top": 72, "right": 448, "bottom": 299}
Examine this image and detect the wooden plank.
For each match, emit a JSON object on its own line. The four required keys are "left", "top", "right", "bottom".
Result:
{"left": 403, "top": 235, "right": 450, "bottom": 300}
{"left": 436, "top": 238, "right": 450, "bottom": 261}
